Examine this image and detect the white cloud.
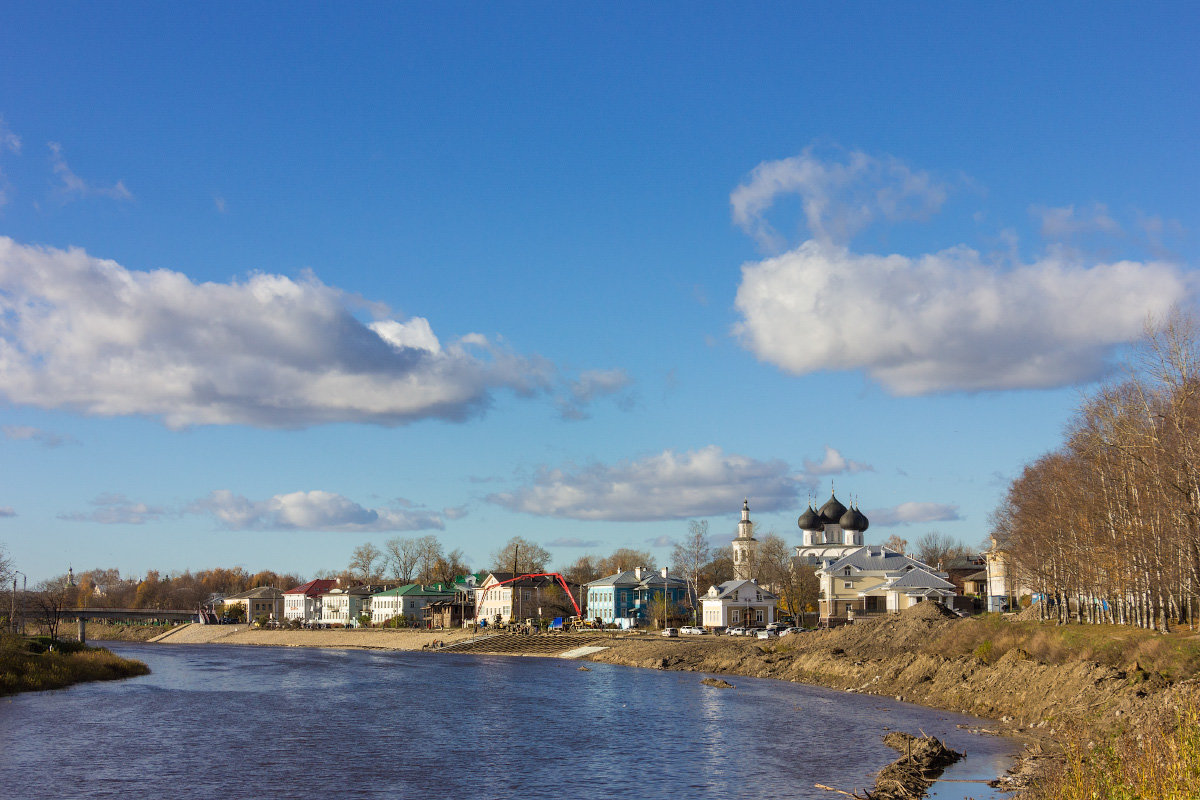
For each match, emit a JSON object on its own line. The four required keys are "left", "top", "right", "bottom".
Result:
{"left": 546, "top": 537, "right": 602, "bottom": 548}
{"left": 731, "top": 148, "right": 948, "bottom": 250}
{"left": 557, "top": 368, "right": 634, "bottom": 420}
{"left": 0, "top": 118, "right": 19, "bottom": 154}
{"left": 3, "top": 425, "right": 75, "bottom": 447}
{"left": 192, "top": 489, "right": 444, "bottom": 532}
{"left": 442, "top": 505, "right": 469, "bottom": 520}
{"left": 0, "top": 117, "right": 19, "bottom": 209}
{"left": 48, "top": 142, "right": 133, "bottom": 202}
{"left": 0, "top": 506, "right": 15, "bottom": 518}
{"left": 60, "top": 493, "right": 165, "bottom": 525}
{"left": 0, "top": 237, "right": 568, "bottom": 428}
{"left": 867, "top": 502, "right": 961, "bottom": 527}
{"left": 1032, "top": 204, "right": 1121, "bottom": 240}
{"left": 487, "top": 446, "right": 802, "bottom": 521}
{"left": 802, "top": 446, "right": 873, "bottom": 476}
{"left": 734, "top": 240, "right": 1189, "bottom": 395}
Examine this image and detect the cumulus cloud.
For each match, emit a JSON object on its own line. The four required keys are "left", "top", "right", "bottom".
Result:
{"left": 802, "top": 446, "right": 873, "bottom": 476}
{"left": 3, "top": 425, "right": 75, "bottom": 447}
{"left": 734, "top": 240, "right": 1189, "bottom": 395}
{"left": 487, "top": 445, "right": 802, "bottom": 521}
{"left": 546, "top": 537, "right": 602, "bottom": 548}
{"left": 730, "top": 149, "right": 1193, "bottom": 395}
{"left": 731, "top": 148, "right": 949, "bottom": 250}
{"left": 0, "top": 237, "right": 575, "bottom": 428}
{"left": 556, "top": 368, "right": 634, "bottom": 420}
{"left": 60, "top": 493, "right": 165, "bottom": 525}
{"left": 442, "top": 505, "right": 469, "bottom": 520}
{"left": 192, "top": 490, "right": 444, "bottom": 532}
{"left": 48, "top": 142, "right": 133, "bottom": 202}
{"left": 0, "top": 506, "right": 15, "bottom": 518}
{"left": 867, "top": 502, "right": 961, "bottom": 527}
{"left": 1033, "top": 203, "right": 1121, "bottom": 240}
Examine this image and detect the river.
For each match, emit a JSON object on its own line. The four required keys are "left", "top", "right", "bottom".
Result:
{"left": 0, "top": 643, "right": 1017, "bottom": 799}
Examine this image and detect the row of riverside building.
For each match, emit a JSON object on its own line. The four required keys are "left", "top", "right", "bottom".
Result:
{"left": 218, "top": 492, "right": 1015, "bottom": 630}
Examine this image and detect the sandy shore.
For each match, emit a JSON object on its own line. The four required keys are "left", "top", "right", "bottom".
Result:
{"left": 143, "top": 623, "right": 479, "bottom": 650}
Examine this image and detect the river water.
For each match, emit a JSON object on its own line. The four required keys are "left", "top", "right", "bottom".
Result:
{"left": 0, "top": 644, "right": 1017, "bottom": 799}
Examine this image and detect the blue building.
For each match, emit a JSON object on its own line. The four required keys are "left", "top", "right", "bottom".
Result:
{"left": 585, "top": 567, "right": 693, "bottom": 628}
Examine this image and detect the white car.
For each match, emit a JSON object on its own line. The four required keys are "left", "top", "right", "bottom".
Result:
{"left": 661, "top": 627, "right": 679, "bottom": 637}
{"left": 726, "top": 626, "right": 747, "bottom": 636}
{"left": 679, "top": 625, "right": 704, "bottom": 635}
{"left": 756, "top": 629, "right": 778, "bottom": 639}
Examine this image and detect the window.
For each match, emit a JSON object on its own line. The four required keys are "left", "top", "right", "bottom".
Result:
{"left": 844, "top": 567, "right": 851, "bottom": 576}
{"left": 755, "top": 609, "right": 763, "bottom": 622}
{"left": 844, "top": 581, "right": 853, "bottom": 589}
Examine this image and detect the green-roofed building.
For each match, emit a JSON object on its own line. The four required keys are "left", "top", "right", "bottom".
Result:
{"left": 371, "top": 583, "right": 456, "bottom": 627}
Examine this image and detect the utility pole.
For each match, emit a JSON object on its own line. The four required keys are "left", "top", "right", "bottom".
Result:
{"left": 512, "top": 544, "right": 519, "bottom": 625}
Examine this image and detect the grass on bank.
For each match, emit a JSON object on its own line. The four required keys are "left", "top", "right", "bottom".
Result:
{"left": 1041, "top": 685, "right": 1200, "bottom": 800}
{"left": 0, "top": 632, "right": 149, "bottom": 696}
{"left": 928, "top": 614, "right": 1200, "bottom": 678}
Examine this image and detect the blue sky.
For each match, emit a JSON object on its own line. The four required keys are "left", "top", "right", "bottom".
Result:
{"left": 1, "top": 3, "right": 1196, "bottom": 583}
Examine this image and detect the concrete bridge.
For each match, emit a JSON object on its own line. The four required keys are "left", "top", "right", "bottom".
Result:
{"left": 65, "top": 608, "right": 196, "bottom": 643}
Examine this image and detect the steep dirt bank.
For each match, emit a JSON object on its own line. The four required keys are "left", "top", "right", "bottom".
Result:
{"left": 584, "top": 604, "right": 1165, "bottom": 729}
{"left": 583, "top": 604, "right": 1199, "bottom": 796}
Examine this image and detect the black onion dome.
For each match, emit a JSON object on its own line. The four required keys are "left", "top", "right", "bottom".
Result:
{"left": 839, "top": 506, "right": 869, "bottom": 532}
{"left": 797, "top": 505, "right": 821, "bottom": 531}
{"left": 818, "top": 493, "right": 847, "bottom": 525}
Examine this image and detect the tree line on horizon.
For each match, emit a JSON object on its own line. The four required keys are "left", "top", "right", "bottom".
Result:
{"left": 991, "top": 311, "right": 1200, "bottom": 632}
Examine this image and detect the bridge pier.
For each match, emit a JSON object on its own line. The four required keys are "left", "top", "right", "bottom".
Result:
{"left": 78, "top": 617, "right": 87, "bottom": 644}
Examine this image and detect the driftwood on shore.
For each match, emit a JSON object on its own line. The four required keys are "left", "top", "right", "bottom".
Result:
{"left": 817, "top": 732, "right": 963, "bottom": 800}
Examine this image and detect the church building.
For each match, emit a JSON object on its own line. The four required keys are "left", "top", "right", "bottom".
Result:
{"left": 793, "top": 491, "right": 870, "bottom": 567}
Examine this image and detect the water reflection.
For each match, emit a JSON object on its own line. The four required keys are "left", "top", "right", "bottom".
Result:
{"left": 0, "top": 644, "right": 1017, "bottom": 800}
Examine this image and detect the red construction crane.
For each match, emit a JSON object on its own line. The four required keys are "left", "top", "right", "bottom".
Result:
{"left": 487, "top": 572, "right": 582, "bottom": 618}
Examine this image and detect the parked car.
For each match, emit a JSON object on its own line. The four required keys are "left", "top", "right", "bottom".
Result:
{"left": 661, "top": 627, "right": 679, "bottom": 637}
{"left": 756, "top": 629, "right": 778, "bottom": 639}
{"left": 779, "top": 626, "right": 806, "bottom": 636}
{"left": 680, "top": 625, "right": 705, "bottom": 635}
{"left": 765, "top": 621, "right": 789, "bottom": 632}
{"left": 726, "top": 626, "right": 747, "bottom": 636}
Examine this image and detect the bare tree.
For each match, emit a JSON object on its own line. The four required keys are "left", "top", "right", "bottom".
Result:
{"left": 491, "top": 536, "right": 551, "bottom": 575}
{"left": 671, "top": 520, "right": 710, "bottom": 596}
{"left": 432, "top": 548, "right": 471, "bottom": 585}
{"left": 595, "top": 548, "right": 654, "bottom": 576}
{"left": 882, "top": 534, "right": 908, "bottom": 553}
{"left": 31, "top": 577, "right": 77, "bottom": 641}
{"left": 414, "top": 535, "right": 445, "bottom": 584}
{"left": 0, "top": 542, "right": 12, "bottom": 589}
{"left": 385, "top": 536, "right": 420, "bottom": 583}
{"left": 560, "top": 554, "right": 600, "bottom": 585}
{"left": 348, "top": 542, "right": 383, "bottom": 584}
{"left": 697, "top": 546, "right": 734, "bottom": 592}
{"left": 914, "top": 531, "right": 967, "bottom": 570}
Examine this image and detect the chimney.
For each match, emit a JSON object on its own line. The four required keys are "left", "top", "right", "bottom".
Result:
{"left": 660, "top": 567, "right": 669, "bottom": 579}
{"left": 634, "top": 567, "right": 643, "bottom": 580}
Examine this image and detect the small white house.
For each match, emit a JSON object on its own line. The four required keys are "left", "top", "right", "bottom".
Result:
{"left": 282, "top": 579, "right": 336, "bottom": 623}
{"left": 700, "top": 579, "right": 778, "bottom": 629}
{"left": 319, "top": 586, "right": 378, "bottom": 627}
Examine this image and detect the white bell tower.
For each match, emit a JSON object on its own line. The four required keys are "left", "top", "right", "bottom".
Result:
{"left": 732, "top": 498, "right": 757, "bottom": 581}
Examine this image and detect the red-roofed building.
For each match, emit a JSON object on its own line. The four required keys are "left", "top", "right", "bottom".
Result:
{"left": 283, "top": 579, "right": 336, "bottom": 624}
